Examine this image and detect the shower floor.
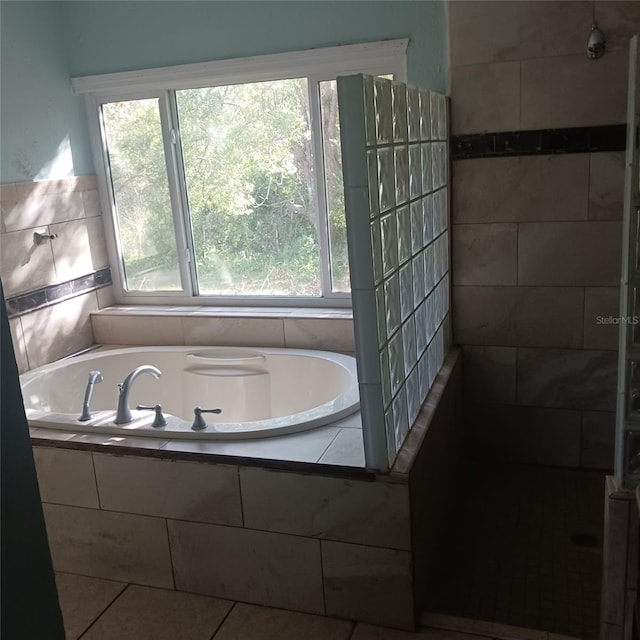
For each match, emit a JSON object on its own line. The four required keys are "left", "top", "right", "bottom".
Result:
{"left": 428, "top": 461, "right": 605, "bottom": 640}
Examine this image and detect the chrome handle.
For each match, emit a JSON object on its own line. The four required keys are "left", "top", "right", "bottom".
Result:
{"left": 192, "top": 406, "right": 222, "bottom": 431}
{"left": 33, "top": 231, "right": 58, "bottom": 245}
{"left": 135, "top": 404, "right": 168, "bottom": 428}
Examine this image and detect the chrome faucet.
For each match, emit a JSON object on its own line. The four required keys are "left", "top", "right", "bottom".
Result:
{"left": 114, "top": 365, "right": 162, "bottom": 424}
{"left": 78, "top": 370, "right": 103, "bottom": 421}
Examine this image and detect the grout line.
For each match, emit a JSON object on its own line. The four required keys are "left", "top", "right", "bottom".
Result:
{"left": 346, "top": 620, "right": 358, "bottom": 640}
{"left": 165, "top": 518, "right": 177, "bottom": 590}
{"left": 318, "top": 539, "right": 328, "bottom": 616}
{"left": 90, "top": 452, "right": 102, "bottom": 510}
{"left": 315, "top": 427, "right": 342, "bottom": 463}
{"left": 237, "top": 467, "right": 245, "bottom": 528}
{"left": 77, "top": 582, "right": 130, "bottom": 639}
{"left": 209, "top": 601, "right": 237, "bottom": 640}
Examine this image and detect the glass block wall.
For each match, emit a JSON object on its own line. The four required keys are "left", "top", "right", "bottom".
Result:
{"left": 337, "top": 74, "right": 451, "bottom": 471}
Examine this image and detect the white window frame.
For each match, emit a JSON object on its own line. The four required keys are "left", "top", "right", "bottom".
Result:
{"left": 73, "top": 39, "right": 408, "bottom": 307}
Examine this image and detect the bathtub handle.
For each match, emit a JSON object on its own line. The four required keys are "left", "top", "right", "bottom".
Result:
{"left": 136, "top": 404, "right": 168, "bottom": 428}
{"left": 191, "top": 406, "right": 222, "bottom": 431}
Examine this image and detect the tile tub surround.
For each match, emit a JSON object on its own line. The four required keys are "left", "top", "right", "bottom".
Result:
{"left": 31, "top": 349, "right": 464, "bottom": 631}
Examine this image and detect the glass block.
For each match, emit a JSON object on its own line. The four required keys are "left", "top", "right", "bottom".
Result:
{"left": 433, "top": 188, "right": 447, "bottom": 236}
{"left": 424, "top": 243, "right": 435, "bottom": 295}
{"left": 440, "top": 140, "right": 449, "bottom": 185}
{"left": 433, "top": 234, "right": 442, "bottom": 282}
{"left": 435, "top": 324, "right": 444, "bottom": 370}
{"left": 425, "top": 290, "right": 436, "bottom": 344}
{"left": 363, "top": 75, "right": 377, "bottom": 147}
{"left": 410, "top": 200, "right": 423, "bottom": 256}
{"left": 443, "top": 272, "right": 450, "bottom": 316}
{"left": 418, "top": 351, "right": 429, "bottom": 399}
{"left": 423, "top": 193, "right": 434, "bottom": 246}
{"left": 388, "top": 329, "right": 405, "bottom": 395}
{"left": 442, "top": 232, "right": 450, "bottom": 279}
{"left": 421, "top": 143, "right": 433, "bottom": 195}
{"left": 370, "top": 219, "right": 383, "bottom": 285}
{"left": 384, "top": 272, "right": 401, "bottom": 338}
{"left": 374, "top": 77, "right": 393, "bottom": 144}
{"left": 415, "top": 299, "right": 428, "bottom": 355}
{"left": 367, "top": 150, "right": 379, "bottom": 218}
{"left": 380, "top": 346, "right": 392, "bottom": 408}
{"left": 407, "top": 367, "right": 420, "bottom": 425}
{"left": 395, "top": 146, "right": 409, "bottom": 206}
{"left": 380, "top": 212, "right": 398, "bottom": 277}
{"left": 427, "top": 340, "right": 437, "bottom": 388}
{"left": 431, "top": 142, "right": 441, "bottom": 190}
{"left": 402, "top": 315, "right": 417, "bottom": 375}
{"left": 409, "top": 144, "right": 422, "bottom": 200}
{"left": 392, "top": 82, "right": 408, "bottom": 143}
{"left": 407, "top": 87, "right": 421, "bottom": 142}
{"left": 624, "top": 429, "right": 640, "bottom": 488}
{"left": 429, "top": 91, "right": 439, "bottom": 140}
{"left": 397, "top": 205, "right": 411, "bottom": 265}
{"left": 437, "top": 94, "right": 448, "bottom": 141}
{"left": 393, "top": 386, "right": 409, "bottom": 451}
{"left": 419, "top": 88, "right": 431, "bottom": 141}
{"left": 375, "top": 283, "right": 387, "bottom": 345}
{"left": 399, "top": 262, "right": 414, "bottom": 322}
{"left": 412, "top": 253, "right": 425, "bottom": 308}
{"left": 377, "top": 148, "right": 395, "bottom": 213}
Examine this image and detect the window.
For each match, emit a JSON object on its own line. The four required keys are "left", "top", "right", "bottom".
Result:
{"left": 75, "top": 40, "right": 407, "bottom": 305}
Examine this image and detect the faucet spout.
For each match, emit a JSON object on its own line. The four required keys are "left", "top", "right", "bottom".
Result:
{"left": 114, "top": 365, "right": 161, "bottom": 425}
{"left": 78, "top": 370, "right": 103, "bottom": 421}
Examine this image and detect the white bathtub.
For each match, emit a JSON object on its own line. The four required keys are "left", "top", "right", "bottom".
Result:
{"left": 21, "top": 346, "right": 360, "bottom": 439}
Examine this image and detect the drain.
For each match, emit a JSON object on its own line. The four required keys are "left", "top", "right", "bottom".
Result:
{"left": 570, "top": 533, "right": 599, "bottom": 547}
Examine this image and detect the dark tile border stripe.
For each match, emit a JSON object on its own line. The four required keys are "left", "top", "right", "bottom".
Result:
{"left": 6, "top": 267, "right": 111, "bottom": 318}
{"left": 452, "top": 124, "right": 626, "bottom": 160}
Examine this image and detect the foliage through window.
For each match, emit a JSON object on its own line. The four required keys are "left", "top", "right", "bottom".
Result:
{"left": 79, "top": 41, "right": 407, "bottom": 304}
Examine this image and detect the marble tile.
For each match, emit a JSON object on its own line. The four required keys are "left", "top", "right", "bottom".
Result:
{"left": 21, "top": 291, "right": 98, "bottom": 368}
{"left": 0, "top": 182, "right": 17, "bottom": 201}
{"left": 595, "top": 1, "right": 640, "bottom": 52}
{"left": 81, "top": 584, "right": 231, "bottom": 640}
{"left": 3, "top": 192, "right": 85, "bottom": 231}
{"left": 214, "top": 602, "right": 353, "bottom": 640}
{"left": 9, "top": 316, "right": 29, "bottom": 373}
{"left": 93, "top": 454, "right": 241, "bottom": 525}
{"left": 96, "top": 285, "right": 115, "bottom": 309}
{"left": 589, "top": 152, "right": 625, "bottom": 220}
{"left": 420, "top": 612, "right": 547, "bottom": 640}
{"left": 168, "top": 520, "right": 324, "bottom": 614}
{"left": 354, "top": 624, "right": 486, "bottom": 640}
{"left": 81, "top": 189, "right": 103, "bottom": 217}
{"left": 449, "top": 1, "right": 592, "bottom": 66}
{"left": 452, "top": 154, "right": 590, "bottom": 224}
{"left": 581, "top": 411, "right": 615, "bottom": 470}
{"left": 91, "top": 314, "right": 184, "bottom": 346}
{"left": 452, "top": 223, "right": 517, "bottom": 285}
{"left": 70, "top": 175, "right": 99, "bottom": 192}
{"left": 462, "top": 345, "right": 516, "bottom": 404}
{"left": 283, "top": 317, "right": 355, "bottom": 351}
{"left": 521, "top": 50, "right": 628, "bottom": 129}
{"left": 161, "top": 425, "right": 342, "bottom": 463}
{"left": 584, "top": 287, "right": 620, "bottom": 350}
{"left": 518, "top": 221, "right": 622, "bottom": 286}
{"left": 34, "top": 447, "right": 99, "bottom": 508}
{"left": 517, "top": 347, "right": 618, "bottom": 411}
{"left": 182, "top": 316, "right": 284, "bottom": 348}
{"left": 322, "top": 540, "right": 414, "bottom": 629}
{"left": 43, "top": 503, "right": 173, "bottom": 588}
{"left": 451, "top": 61, "right": 520, "bottom": 134}
{"left": 15, "top": 179, "right": 77, "bottom": 198}
{"left": 240, "top": 467, "right": 409, "bottom": 549}
{"left": 332, "top": 411, "right": 362, "bottom": 428}
{"left": 55, "top": 572, "right": 126, "bottom": 640}
{"left": 453, "top": 286, "right": 584, "bottom": 348}
{"left": 318, "top": 427, "right": 365, "bottom": 467}
{"left": 0, "top": 227, "right": 57, "bottom": 296}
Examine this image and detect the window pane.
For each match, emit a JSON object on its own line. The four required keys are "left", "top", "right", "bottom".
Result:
{"left": 102, "top": 99, "right": 182, "bottom": 291}
{"left": 177, "top": 79, "right": 321, "bottom": 296}
{"left": 319, "top": 80, "right": 350, "bottom": 293}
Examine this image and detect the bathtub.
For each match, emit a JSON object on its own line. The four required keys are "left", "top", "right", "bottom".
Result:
{"left": 21, "top": 346, "right": 360, "bottom": 439}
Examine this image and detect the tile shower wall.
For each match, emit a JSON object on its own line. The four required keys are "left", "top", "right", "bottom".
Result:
{"left": 1, "top": 177, "right": 112, "bottom": 372}
{"left": 338, "top": 75, "right": 450, "bottom": 470}
{"left": 449, "top": 0, "right": 640, "bottom": 470}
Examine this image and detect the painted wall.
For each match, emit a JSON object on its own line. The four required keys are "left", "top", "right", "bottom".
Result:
{"left": 0, "top": 1, "right": 93, "bottom": 182}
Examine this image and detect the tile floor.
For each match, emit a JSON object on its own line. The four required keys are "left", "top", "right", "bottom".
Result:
{"left": 55, "top": 571, "right": 578, "bottom": 640}
{"left": 428, "top": 462, "right": 605, "bottom": 640}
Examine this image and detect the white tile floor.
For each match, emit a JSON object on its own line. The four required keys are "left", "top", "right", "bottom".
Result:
{"left": 55, "top": 572, "right": 579, "bottom": 640}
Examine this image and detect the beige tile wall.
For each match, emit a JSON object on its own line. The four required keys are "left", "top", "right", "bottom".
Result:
{"left": 2, "top": 176, "right": 112, "bottom": 373}
{"left": 449, "top": 1, "right": 639, "bottom": 470}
